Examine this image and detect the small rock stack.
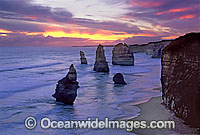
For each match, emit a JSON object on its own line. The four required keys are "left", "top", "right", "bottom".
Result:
{"left": 52, "top": 64, "right": 79, "bottom": 105}
{"left": 113, "top": 73, "right": 127, "bottom": 85}
{"left": 80, "top": 51, "right": 87, "bottom": 64}
{"left": 112, "top": 43, "right": 134, "bottom": 66}
{"left": 93, "top": 44, "right": 109, "bottom": 72}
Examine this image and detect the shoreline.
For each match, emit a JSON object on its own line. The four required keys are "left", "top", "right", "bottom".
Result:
{"left": 116, "top": 87, "right": 162, "bottom": 121}
{"left": 130, "top": 96, "right": 199, "bottom": 135}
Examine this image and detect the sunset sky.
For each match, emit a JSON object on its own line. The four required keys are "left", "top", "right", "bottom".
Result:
{"left": 0, "top": 0, "right": 199, "bottom": 46}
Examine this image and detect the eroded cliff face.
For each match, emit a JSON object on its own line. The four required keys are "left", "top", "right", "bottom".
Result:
{"left": 161, "top": 33, "right": 200, "bottom": 127}
{"left": 129, "top": 40, "right": 172, "bottom": 58}
{"left": 148, "top": 40, "right": 172, "bottom": 58}
{"left": 129, "top": 44, "right": 148, "bottom": 53}
{"left": 112, "top": 43, "right": 134, "bottom": 66}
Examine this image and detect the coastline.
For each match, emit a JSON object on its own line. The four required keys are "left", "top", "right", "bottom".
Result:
{"left": 130, "top": 96, "right": 199, "bottom": 135}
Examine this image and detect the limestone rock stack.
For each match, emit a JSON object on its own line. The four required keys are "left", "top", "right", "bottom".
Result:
{"left": 161, "top": 33, "right": 200, "bottom": 127}
{"left": 93, "top": 44, "right": 109, "bottom": 72}
{"left": 80, "top": 51, "right": 87, "bottom": 64}
{"left": 112, "top": 43, "right": 134, "bottom": 66}
{"left": 52, "top": 64, "right": 79, "bottom": 105}
{"left": 113, "top": 73, "right": 127, "bottom": 85}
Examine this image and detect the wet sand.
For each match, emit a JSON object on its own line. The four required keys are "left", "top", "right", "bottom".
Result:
{"left": 130, "top": 96, "right": 199, "bottom": 135}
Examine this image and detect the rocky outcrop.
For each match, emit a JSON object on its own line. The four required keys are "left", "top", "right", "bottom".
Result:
{"left": 145, "top": 40, "right": 172, "bottom": 57}
{"left": 112, "top": 43, "right": 134, "bottom": 66}
{"left": 80, "top": 51, "right": 87, "bottom": 64}
{"left": 129, "top": 44, "right": 148, "bottom": 53}
{"left": 93, "top": 44, "right": 109, "bottom": 72}
{"left": 113, "top": 73, "right": 127, "bottom": 85}
{"left": 129, "top": 40, "right": 172, "bottom": 58}
{"left": 52, "top": 64, "right": 79, "bottom": 105}
{"left": 161, "top": 33, "right": 200, "bottom": 127}
{"left": 151, "top": 40, "right": 172, "bottom": 58}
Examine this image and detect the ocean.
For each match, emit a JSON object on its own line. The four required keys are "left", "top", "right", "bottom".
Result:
{"left": 0, "top": 47, "right": 161, "bottom": 135}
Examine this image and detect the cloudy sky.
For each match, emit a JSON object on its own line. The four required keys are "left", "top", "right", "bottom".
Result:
{"left": 0, "top": 0, "right": 199, "bottom": 46}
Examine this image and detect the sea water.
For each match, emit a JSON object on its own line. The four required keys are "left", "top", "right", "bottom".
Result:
{"left": 0, "top": 47, "right": 161, "bottom": 135}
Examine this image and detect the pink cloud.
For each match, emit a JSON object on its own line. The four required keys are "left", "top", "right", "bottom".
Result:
{"left": 179, "top": 14, "right": 195, "bottom": 19}
{"left": 130, "top": 0, "right": 164, "bottom": 8}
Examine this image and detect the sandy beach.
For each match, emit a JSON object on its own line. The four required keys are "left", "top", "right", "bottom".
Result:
{"left": 130, "top": 96, "right": 199, "bottom": 135}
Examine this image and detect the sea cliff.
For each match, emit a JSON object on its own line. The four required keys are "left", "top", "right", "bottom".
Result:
{"left": 161, "top": 33, "right": 200, "bottom": 127}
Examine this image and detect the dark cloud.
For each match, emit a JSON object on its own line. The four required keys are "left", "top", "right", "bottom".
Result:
{"left": 0, "top": 0, "right": 73, "bottom": 25}
{"left": 0, "top": 0, "right": 141, "bottom": 34}
{"left": 126, "top": 0, "right": 200, "bottom": 38}
{"left": 128, "top": 0, "right": 199, "bottom": 11}
{"left": 127, "top": 0, "right": 199, "bottom": 21}
{"left": 0, "top": 18, "right": 44, "bottom": 32}
{"left": 74, "top": 18, "right": 141, "bottom": 34}
{"left": 0, "top": 33, "right": 95, "bottom": 46}
{"left": 120, "top": 36, "right": 163, "bottom": 45}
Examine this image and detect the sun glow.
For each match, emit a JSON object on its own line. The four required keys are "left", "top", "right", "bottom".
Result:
{"left": 42, "top": 30, "right": 135, "bottom": 41}
{"left": 162, "top": 36, "right": 178, "bottom": 40}
{"left": 0, "top": 29, "right": 13, "bottom": 33}
{"left": 0, "top": 27, "right": 157, "bottom": 42}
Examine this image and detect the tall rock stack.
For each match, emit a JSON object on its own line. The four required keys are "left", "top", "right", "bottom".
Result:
{"left": 112, "top": 43, "right": 134, "bottom": 66}
{"left": 93, "top": 44, "right": 109, "bottom": 72}
{"left": 52, "top": 64, "right": 79, "bottom": 105}
{"left": 80, "top": 51, "right": 87, "bottom": 64}
{"left": 161, "top": 33, "right": 200, "bottom": 127}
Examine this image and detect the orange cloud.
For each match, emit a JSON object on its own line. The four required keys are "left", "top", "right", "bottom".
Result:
{"left": 120, "top": 16, "right": 132, "bottom": 20}
{"left": 179, "top": 14, "right": 195, "bottom": 19}
{"left": 156, "top": 7, "right": 192, "bottom": 15}
{"left": 0, "top": 29, "right": 13, "bottom": 34}
{"left": 169, "top": 7, "right": 192, "bottom": 13}
{"left": 156, "top": 12, "right": 165, "bottom": 15}
{"left": 136, "top": 33, "right": 156, "bottom": 37}
{"left": 19, "top": 31, "right": 42, "bottom": 35}
{"left": 162, "top": 36, "right": 178, "bottom": 40}
{"left": 24, "top": 16, "right": 38, "bottom": 20}
{"left": 0, "top": 28, "right": 43, "bottom": 36}
{"left": 0, "top": 29, "right": 13, "bottom": 37}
